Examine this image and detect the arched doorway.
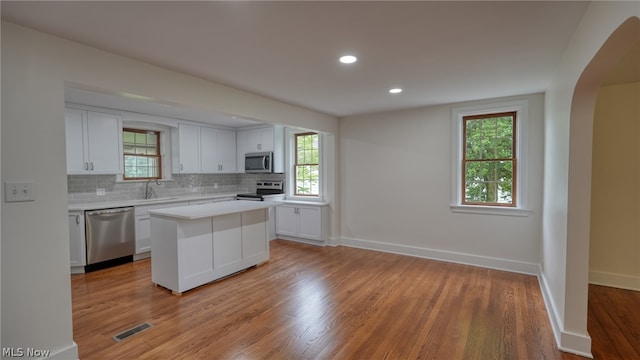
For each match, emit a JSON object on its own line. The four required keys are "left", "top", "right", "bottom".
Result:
{"left": 567, "top": 15, "right": 640, "bottom": 357}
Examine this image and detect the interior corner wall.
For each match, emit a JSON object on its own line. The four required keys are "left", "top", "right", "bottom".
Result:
{"left": 339, "top": 93, "right": 544, "bottom": 273}
{"left": 1, "top": 20, "right": 336, "bottom": 358}
{"left": 589, "top": 82, "right": 640, "bottom": 291}
{"left": 542, "top": 2, "right": 640, "bottom": 356}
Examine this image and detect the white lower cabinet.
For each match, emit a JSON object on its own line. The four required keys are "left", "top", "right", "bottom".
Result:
{"left": 276, "top": 203, "right": 328, "bottom": 242}
{"left": 135, "top": 215, "right": 152, "bottom": 254}
{"left": 68, "top": 211, "right": 86, "bottom": 269}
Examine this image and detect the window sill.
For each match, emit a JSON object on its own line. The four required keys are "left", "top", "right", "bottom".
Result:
{"left": 450, "top": 204, "right": 531, "bottom": 217}
{"left": 286, "top": 196, "right": 322, "bottom": 202}
{"left": 115, "top": 179, "right": 174, "bottom": 184}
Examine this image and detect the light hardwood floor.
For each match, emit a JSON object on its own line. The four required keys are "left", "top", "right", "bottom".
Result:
{"left": 71, "top": 239, "right": 629, "bottom": 359}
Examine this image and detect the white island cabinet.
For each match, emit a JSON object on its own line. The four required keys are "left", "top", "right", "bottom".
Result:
{"left": 148, "top": 201, "right": 273, "bottom": 295}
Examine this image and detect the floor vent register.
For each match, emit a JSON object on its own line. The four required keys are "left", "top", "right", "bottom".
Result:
{"left": 113, "top": 322, "right": 152, "bottom": 342}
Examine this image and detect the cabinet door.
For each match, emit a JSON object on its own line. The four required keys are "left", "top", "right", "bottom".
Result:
{"left": 236, "top": 130, "right": 247, "bottom": 172}
{"left": 259, "top": 127, "right": 274, "bottom": 152}
{"left": 298, "top": 206, "right": 322, "bottom": 240}
{"left": 276, "top": 205, "right": 299, "bottom": 236}
{"left": 212, "top": 213, "right": 242, "bottom": 269}
{"left": 217, "top": 129, "right": 237, "bottom": 173}
{"left": 178, "top": 218, "right": 214, "bottom": 291}
{"left": 135, "top": 215, "right": 151, "bottom": 254}
{"left": 68, "top": 212, "right": 86, "bottom": 267}
{"left": 246, "top": 128, "right": 262, "bottom": 151}
{"left": 87, "top": 111, "right": 122, "bottom": 174}
{"left": 200, "top": 126, "right": 218, "bottom": 173}
{"left": 65, "top": 109, "right": 89, "bottom": 174}
{"left": 242, "top": 209, "right": 267, "bottom": 259}
{"left": 177, "top": 124, "right": 200, "bottom": 173}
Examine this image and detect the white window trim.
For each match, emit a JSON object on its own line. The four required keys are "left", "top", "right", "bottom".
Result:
{"left": 285, "top": 128, "right": 323, "bottom": 201}
{"left": 450, "top": 99, "right": 531, "bottom": 217}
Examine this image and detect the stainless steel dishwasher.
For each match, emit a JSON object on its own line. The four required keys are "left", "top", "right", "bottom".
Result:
{"left": 85, "top": 207, "right": 135, "bottom": 266}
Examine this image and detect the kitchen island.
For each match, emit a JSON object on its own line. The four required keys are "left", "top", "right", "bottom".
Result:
{"left": 148, "top": 200, "right": 274, "bottom": 295}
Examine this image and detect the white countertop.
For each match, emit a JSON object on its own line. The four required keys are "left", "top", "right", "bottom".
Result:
{"left": 148, "top": 200, "right": 275, "bottom": 220}
{"left": 68, "top": 193, "right": 238, "bottom": 211}
{"left": 276, "top": 200, "right": 330, "bottom": 206}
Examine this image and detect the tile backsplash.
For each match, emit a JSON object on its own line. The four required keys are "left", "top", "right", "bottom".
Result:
{"left": 67, "top": 173, "right": 285, "bottom": 204}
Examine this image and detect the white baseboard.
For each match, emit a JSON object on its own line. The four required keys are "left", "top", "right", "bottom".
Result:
{"left": 328, "top": 236, "right": 340, "bottom": 247}
{"left": 48, "top": 341, "right": 79, "bottom": 360}
{"left": 340, "top": 236, "right": 539, "bottom": 275}
{"left": 589, "top": 270, "right": 640, "bottom": 291}
{"left": 134, "top": 251, "right": 151, "bottom": 261}
{"left": 277, "top": 235, "right": 327, "bottom": 247}
{"left": 539, "top": 268, "right": 593, "bottom": 358}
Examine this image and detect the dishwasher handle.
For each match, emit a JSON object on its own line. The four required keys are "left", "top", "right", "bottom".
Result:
{"left": 86, "top": 207, "right": 133, "bottom": 216}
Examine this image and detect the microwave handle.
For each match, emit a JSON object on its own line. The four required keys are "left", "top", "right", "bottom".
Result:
{"left": 263, "top": 156, "right": 268, "bottom": 170}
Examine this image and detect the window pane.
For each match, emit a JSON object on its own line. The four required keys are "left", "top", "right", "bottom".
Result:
{"left": 134, "top": 132, "right": 146, "bottom": 145}
{"left": 464, "top": 160, "right": 513, "bottom": 204}
{"left": 465, "top": 115, "right": 513, "bottom": 160}
{"left": 295, "top": 164, "right": 319, "bottom": 195}
{"left": 123, "top": 131, "right": 135, "bottom": 145}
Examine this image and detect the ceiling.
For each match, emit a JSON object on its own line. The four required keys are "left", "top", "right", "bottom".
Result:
{"left": 2, "top": 1, "right": 627, "bottom": 125}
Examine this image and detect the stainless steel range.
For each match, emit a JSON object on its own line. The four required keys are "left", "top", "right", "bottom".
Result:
{"left": 236, "top": 181, "right": 284, "bottom": 201}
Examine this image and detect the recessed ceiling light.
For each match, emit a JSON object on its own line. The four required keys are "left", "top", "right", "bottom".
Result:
{"left": 389, "top": 88, "right": 403, "bottom": 94}
{"left": 339, "top": 55, "right": 357, "bottom": 64}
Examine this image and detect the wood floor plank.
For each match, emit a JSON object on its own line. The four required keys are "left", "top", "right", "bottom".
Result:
{"left": 70, "top": 239, "right": 631, "bottom": 359}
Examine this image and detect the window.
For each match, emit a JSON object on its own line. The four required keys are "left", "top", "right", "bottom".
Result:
{"left": 451, "top": 99, "right": 530, "bottom": 216}
{"left": 295, "top": 132, "right": 319, "bottom": 196}
{"left": 123, "top": 128, "right": 161, "bottom": 180}
{"left": 463, "top": 112, "right": 516, "bottom": 206}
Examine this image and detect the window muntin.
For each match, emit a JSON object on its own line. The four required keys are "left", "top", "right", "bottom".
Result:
{"left": 462, "top": 112, "right": 516, "bottom": 206}
{"left": 295, "top": 132, "right": 319, "bottom": 196}
{"left": 123, "top": 128, "right": 161, "bottom": 180}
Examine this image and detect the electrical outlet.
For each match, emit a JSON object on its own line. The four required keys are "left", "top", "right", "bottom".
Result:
{"left": 96, "top": 188, "right": 106, "bottom": 196}
{"left": 5, "top": 181, "right": 35, "bottom": 202}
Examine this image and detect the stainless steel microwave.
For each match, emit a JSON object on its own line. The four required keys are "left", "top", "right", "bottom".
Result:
{"left": 245, "top": 152, "right": 273, "bottom": 173}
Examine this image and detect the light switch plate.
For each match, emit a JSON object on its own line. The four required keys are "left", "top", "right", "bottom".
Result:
{"left": 5, "top": 181, "right": 35, "bottom": 202}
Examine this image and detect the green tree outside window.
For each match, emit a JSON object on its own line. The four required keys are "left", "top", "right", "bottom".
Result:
{"left": 463, "top": 112, "right": 516, "bottom": 206}
{"left": 295, "top": 133, "right": 319, "bottom": 196}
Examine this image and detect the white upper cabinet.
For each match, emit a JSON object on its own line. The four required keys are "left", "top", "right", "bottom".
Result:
{"left": 246, "top": 127, "right": 274, "bottom": 152}
{"left": 65, "top": 108, "right": 122, "bottom": 175}
{"left": 200, "top": 126, "right": 218, "bottom": 173}
{"left": 172, "top": 124, "right": 237, "bottom": 174}
{"left": 172, "top": 123, "right": 201, "bottom": 174}
{"left": 216, "top": 129, "right": 237, "bottom": 173}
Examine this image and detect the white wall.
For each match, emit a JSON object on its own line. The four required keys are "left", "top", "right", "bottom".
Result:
{"left": 542, "top": 2, "right": 640, "bottom": 356}
{"left": 1, "top": 21, "right": 337, "bottom": 358}
{"left": 339, "top": 93, "right": 544, "bottom": 273}
{"left": 590, "top": 82, "right": 640, "bottom": 291}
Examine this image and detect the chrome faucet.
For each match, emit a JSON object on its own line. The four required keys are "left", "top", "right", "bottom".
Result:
{"left": 145, "top": 180, "right": 156, "bottom": 199}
